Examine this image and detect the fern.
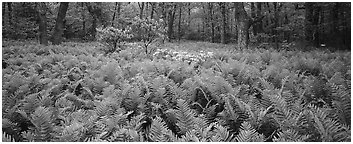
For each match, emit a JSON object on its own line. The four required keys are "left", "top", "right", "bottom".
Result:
{"left": 273, "top": 129, "right": 310, "bottom": 142}
{"left": 94, "top": 99, "right": 117, "bottom": 117}
{"left": 64, "top": 93, "right": 87, "bottom": 109}
{"left": 329, "top": 83, "right": 351, "bottom": 126}
{"left": 149, "top": 116, "right": 171, "bottom": 142}
{"left": 2, "top": 92, "right": 18, "bottom": 113}
{"left": 179, "top": 131, "right": 200, "bottom": 142}
{"left": 21, "top": 131, "right": 35, "bottom": 142}
{"left": 263, "top": 88, "right": 300, "bottom": 131}
{"left": 234, "top": 121, "right": 264, "bottom": 142}
{"left": 309, "top": 105, "right": 350, "bottom": 142}
{"left": 222, "top": 94, "right": 252, "bottom": 129}
{"left": 2, "top": 118, "right": 17, "bottom": 129}
{"left": 106, "top": 110, "right": 132, "bottom": 132}
{"left": 107, "top": 128, "right": 142, "bottom": 142}
{"left": 210, "top": 123, "right": 231, "bottom": 142}
{"left": 56, "top": 121, "right": 84, "bottom": 142}
{"left": 2, "top": 132, "right": 15, "bottom": 142}
{"left": 174, "top": 99, "right": 197, "bottom": 135}
{"left": 85, "top": 137, "right": 107, "bottom": 142}
{"left": 193, "top": 115, "right": 209, "bottom": 132}
{"left": 30, "top": 106, "right": 54, "bottom": 142}
{"left": 126, "top": 113, "right": 146, "bottom": 130}
{"left": 20, "top": 93, "right": 42, "bottom": 115}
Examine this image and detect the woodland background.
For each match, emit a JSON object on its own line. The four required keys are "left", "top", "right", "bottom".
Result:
{"left": 2, "top": 2, "right": 351, "bottom": 50}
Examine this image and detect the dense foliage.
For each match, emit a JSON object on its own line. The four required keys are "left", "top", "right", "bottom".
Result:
{"left": 2, "top": 40, "right": 350, "bottom": 142}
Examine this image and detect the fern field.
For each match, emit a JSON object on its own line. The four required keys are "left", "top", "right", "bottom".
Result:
{"left": 2, "top": 40, "right": 351, "bottom": 142}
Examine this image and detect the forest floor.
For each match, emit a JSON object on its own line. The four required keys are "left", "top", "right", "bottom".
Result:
{"left": 2, "top": 40, "right": 351, "bottom": 142}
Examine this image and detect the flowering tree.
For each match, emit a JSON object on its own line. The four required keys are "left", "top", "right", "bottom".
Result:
{"left": 96, "top": 26, "right": 133, "bottom": 54}
{"left": 96, "top": 17, "right": 167, "bottom": 55}
{"left": 129, "top": 17, "right": 168, "bottom": 54}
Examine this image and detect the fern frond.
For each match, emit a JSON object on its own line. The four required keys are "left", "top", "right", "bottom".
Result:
{"left": 235, "top": 121, "right": 264, "bottom": 142}
{"left": 331, "top": 99, "right": 351, "bottom": 127}
{"left": 30, "top": 106, "right": 54, "bottom": 142}
{"left": 265, "top": 90, "right": 299, "bottom": 130}
{"left": 149, "top": 116, "right": 171, "bottom": 142}
{"left": 2, "top": 92, "right": 18, "bottom": 112}
{"left": 175, "top": 99, "right": 196, "bottom": 135}
{"left": 192, "top": 115, "right": 212, "bottom": 141}
{"left": 21, "top": 131, "right": 35, "bottom": 142}
{"left": 106, "top": 128, "right": 141, "bottom": 142}
{"left": 103, "top": 110, "right": 132, "bottom": 133}
{"left": 179, "top": 130, "right": 200, "bottom": 142}
{"left": 94, "top": 100, "right": 113, "bottom": 117}
{"left": 223, "top": 94, "right": 251, "bottom": 123}
{"left": 2, "top": 132, "right": 15, "bottom": 142}
{"left": 65, "top": 93, "right": 87, "bottom": 109}
{"left": 309, "top": 105, "right": 350, "bottom": 142}
{"left": 126, "top": 113, "right": 146, "bottom": 130}
{"left": 330, "top": 84, "right": 351, "bottom": 126}
{"left": 2, "top": 118, "right": 17, "bottom": 129}
{"left": 94, "top": 120, "right": 108, "bottom": 139}
{"left": 210, "top": 124, "right": 231, "bottom": 142}
{"left": 273, "top": 129, "right": 310, "bottom": 142}
{"left": 85, "top": 137, "right": 107, "bottom": 142}
{"left": 20, "top": 93, "right": 41, "bottom": 114}
{"left": 193, "top": 115, "right": 209, "bottom": 131}
{"left": 57, "top": 121, "right": 84, "bottom": 142}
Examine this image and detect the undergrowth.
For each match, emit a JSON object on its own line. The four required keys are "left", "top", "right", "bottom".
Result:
{"left": 2, "top": 40, "right": 351, "bottom": 142}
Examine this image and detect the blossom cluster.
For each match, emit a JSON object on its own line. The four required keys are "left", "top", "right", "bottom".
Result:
{"left": 153, "top": 49, "right": 214, "bottom": 64}
{"left": 96, "top": 26, "right": 133, "bottom": 42}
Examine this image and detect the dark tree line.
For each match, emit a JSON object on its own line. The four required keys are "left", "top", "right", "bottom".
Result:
{"left": 2, "top": 2, "right": 351, "bottom": 50}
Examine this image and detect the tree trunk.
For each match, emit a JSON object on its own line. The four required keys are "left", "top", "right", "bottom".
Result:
{"left": 342, "top": 3, "right": 350, "bottom": 50}
{"left": 273, "top": 2, "right": 279, "bottom": 49}
{"left": 81, "top": 3, "right": 86, "bottom": 36}
{"left": 150, "top": 2, "right": 154, "bottom": 19}
{"left": 2, "top": 3, "right": 4, "bottom": 16}
{"left": 220, "top": 2, "right": 226, "bottom": 44}
{"left": 251, "top": 2, "right": 263, "bottom": 36}
{"left": 305, "top": 2, "right": 314, "bottom": 42}
{"left": 256, "top": 2, "right": 263, "bottom": 34}
{"left": 251, "top": 2, "right": 256, "bottom": 35}
{"left": 111, "top": 2, "right": 122, "bottom": 27}
{"left": 111, "top": 2, "right": 118, "bottom": 27}
{"left": 37, "top": 2, "right": 48, "bottom": 45}
{"left": 138, "top": 2, "right": 145, "bottom": 19}
{"left": 159, "top": 2, "right": 167, "bottom": 26}
{"left": 208, "top": 3, "right": 215, "bottom": 43}
{"left": 86, "top": 3, "right": 104, "bottom": 40}
{"left": 2, "top": 4, "right": 5, "bottom": 27}
{"left": 7, "top": 2, "right": 12, "bottom": 26}
{"left": 91, "top": 17, "right": 97, "bottom": 40}
{"left": 52, "top": 2, "right": 69, "bottom": 45}
{"left": 178, "top": 3, "right": 182, "bottom": 41}
{"left": 235, "top": 2, "right": 251, "bottom": 49}
{"left": 167, "top": 4, "right": 177, "bottom": 41}
{"left": 312, "top": 4, "right": 321, "bottom": 47}
{"left": 331, "top": 2, "right": 339, "bottom": 43}
{"left": 116, "top": 3, "right": 121, "bottom": 28}
{"left": 283, "top": 13, "right": 290, "bottom": 42}
{"left": 202, "top": 4, "right": 207, "bottom": 33}
{"left": 234, "top": 3, "right": 238, "bottom": 41}
{"left": 264, "top": 2, "right": 272, "bottom": 34}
